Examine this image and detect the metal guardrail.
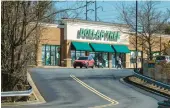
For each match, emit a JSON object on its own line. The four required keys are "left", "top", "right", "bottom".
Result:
{"left": 1, "top": 72, "right": 33, "bottom": 97}
{"left": 158, "top": 100, "right": 170, "bottom": 107}
{"left": 1, "top": 87, "right": 33, "bottom": 97}
{"left": 134, "top": 72, "right": 170, "bottom": 90}
{"left": 133, "top": 72, "right": 170, "bottom": 107}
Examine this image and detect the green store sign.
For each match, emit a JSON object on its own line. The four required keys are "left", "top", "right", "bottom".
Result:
{"left": 77, "top": 28, "right": 120, "bottom": 41}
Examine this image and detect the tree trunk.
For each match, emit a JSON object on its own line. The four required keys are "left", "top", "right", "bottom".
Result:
{"left": 148, "top": 37, "right": 153, "bottom": 60}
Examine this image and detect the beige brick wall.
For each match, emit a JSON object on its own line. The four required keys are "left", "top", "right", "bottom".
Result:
{"left": 40, "top": 27, "right": 61, "bottom": 45}
{"left": 63, "top": 40, "right": 72, "bottom": 67}
{"left": 36, "top": 26, "right": 61, "bottom": 66}
{"left": 126, "top": 53, "right": 130, "bottom": 68}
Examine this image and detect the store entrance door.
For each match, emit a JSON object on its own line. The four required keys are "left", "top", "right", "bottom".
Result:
{"left": 115, "top": 53, "right": 126, "bottom": 68}
{"left": 94, "top": 52, "right": 108, "bottom": 68}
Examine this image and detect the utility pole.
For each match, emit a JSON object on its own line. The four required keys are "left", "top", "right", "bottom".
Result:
{"left": 141, "top": 32, "right": 144, "bottom": 74}
{"left": 95, "top": 0, "right": 97, "bottom": 21}
{"left": 135, "top": 0, "right": 138, "bottom": 72}
{"left": 86, "top": 0, "right": 87, "bottom": 20}
{"left": 85, "top": 1, "right": 94, "bottom": 20}
{"left": 94, "top": 1, "right": 103, "bottom": 21}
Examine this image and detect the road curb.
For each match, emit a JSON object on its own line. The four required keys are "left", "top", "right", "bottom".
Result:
{"left": 27, "top": 72, "right": 46, "bottom": 104}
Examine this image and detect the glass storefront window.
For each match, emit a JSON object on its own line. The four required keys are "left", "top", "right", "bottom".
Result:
{"left": 42, "top": 45, "right": 60, "bottom": 66}
{"left": 51, "top": 46, "right": 55, "bottom": 66}
{"left": 42, "top": 46, "right": 45, "bottom": 65}
{"left": 71, "top": 50, "right": 76, "bottom": 66}
{"left": 56, "top": 46, "right": 60, "bottom": 66}
{"left": 94, "top": 52, "right": 108, "bottom": 68}
{"left": 115, "top": 53, "right": 126, "bottom": 68}
{"left": 76, "top": 51, "right": 81, "bottom": 59}
{"left": 111, "top": 53, "right": 115, "bottom": 68}
{"left": 80, "top": 51, "right": 85, "bottom": 56}
{"left": 46, "top": 46, "right": 51, "bottom": 65}
{"left": 71, "top": 50, "right": 86, "bottom": 66}
{"left": 103, "top": 53, "right": 108, "bottom": 67}
{"left": 130, "top": 51, "right": 141, "bottom": 63}
{"left": 89, "top": 52, "right": 95, "bottom": 59}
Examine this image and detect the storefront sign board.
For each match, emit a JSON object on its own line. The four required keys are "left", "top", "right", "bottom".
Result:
{"left": 78, "top": 28, "right": 120, "bottom": 41}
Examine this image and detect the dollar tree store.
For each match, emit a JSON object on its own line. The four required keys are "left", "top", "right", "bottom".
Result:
{"left": 36, "top": 19, "right": 169, "bottom": 68}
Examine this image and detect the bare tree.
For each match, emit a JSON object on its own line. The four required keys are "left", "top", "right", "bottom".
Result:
{"left": 117, "top": 1, "right": 170, "bottom": 60}
{"left": 1, "top": 1, "right": 88, "bottom": 102}
{"left": 55, "top": 1, "right": 94, "bottom": 22}
{"left": 163, "top": 40, "right": 170, "bottom": 55}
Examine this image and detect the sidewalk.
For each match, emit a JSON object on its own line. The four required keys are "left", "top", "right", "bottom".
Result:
{"left": 28, "top": 65, "right": 119, "bottom": 69}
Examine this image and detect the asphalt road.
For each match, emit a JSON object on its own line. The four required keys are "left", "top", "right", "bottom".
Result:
{"left": 2, "top": 68, "right": 165, "bottom": 108}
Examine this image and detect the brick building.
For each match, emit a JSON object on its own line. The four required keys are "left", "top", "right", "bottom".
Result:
{"left": 35, "top": 19, "right": 170, "bottom": 68}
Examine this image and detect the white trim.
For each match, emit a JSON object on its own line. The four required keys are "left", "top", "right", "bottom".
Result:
{"left": 29, "top": 22, "right": 60, "bottom": 28}
{"left": 33, "top": 22, "right": 65, "bottom": 28}
{"left": 62, "top": 18, "right": 128, "bottom": 28}
{"left": 38, "top": 22, "right": 59, "bottom": 28}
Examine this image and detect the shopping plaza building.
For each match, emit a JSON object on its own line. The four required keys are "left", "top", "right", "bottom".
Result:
{"left": 36, "top": 19, "right": 170, "bottom": 68}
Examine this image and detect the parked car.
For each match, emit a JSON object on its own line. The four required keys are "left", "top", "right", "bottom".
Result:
{"left": 73, "top": 56, "right": 95, "bottom": 68}
{"left": 155, "top": 55, "right": 170, "bottom": 63}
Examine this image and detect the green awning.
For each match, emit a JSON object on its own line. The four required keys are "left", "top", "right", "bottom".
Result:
{"left": 90, "top": 43, "right": 114, "bottom": 52}
{"left": 112, "top": 45, "right": 130, "bottom": 53}
{"left": 72, "top": 42, "right": 92, "bottom": 51}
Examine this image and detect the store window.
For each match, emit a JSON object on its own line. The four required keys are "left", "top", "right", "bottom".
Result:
{"left": 130, "top": 51, "right": 141, "bottom": 63}
{"left": 103, "top": 53, "right": 109, "bottom": 67}
{"left": 94, "top": 52, "right": 109, "bottom": 68}
{"left": 42, "top": 46, "right": 46, "bottom": 65}
{"left": 71, "top": 50, "right": 76, "bottom": 66}
{"left": 116, "top": 53, "right": 126, "bottom": 68}
{"left": 89, "top": 52, "right": 95, "bottom": 59}
{"left": 130, "top": 51, "right": 136, "bottom": 63}
{"left": 42, "top": 45, "right": 60, "bottom": 66}
{"left": 71, "top": 50, "right": 86, "bottom": 66}
{"left": 112, "top": 53, "right": 116, "bottom": 68}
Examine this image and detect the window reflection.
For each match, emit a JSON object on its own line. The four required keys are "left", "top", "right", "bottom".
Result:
{"left": 42, "top": 45, "right": 60, "bottom": 66}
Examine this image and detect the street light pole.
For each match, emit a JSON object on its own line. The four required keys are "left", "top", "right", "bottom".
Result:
{"left": 86, "top": 0, "right": 87, "bottom": 20}
{"left": 136, "top": 0, "right": 138, "bottom": 71}
{"left": 95, "top": 0, "right": 97, "bottom": 21}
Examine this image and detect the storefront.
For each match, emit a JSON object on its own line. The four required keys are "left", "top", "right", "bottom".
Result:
{"left": 61, "top": 19, "right": 130, "bottom": 68}
{"left": 35, "top": 19, "right": 170, "bottom": 68}
{"left": 70, "top": 42, "right": 115, "bottom": 68}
